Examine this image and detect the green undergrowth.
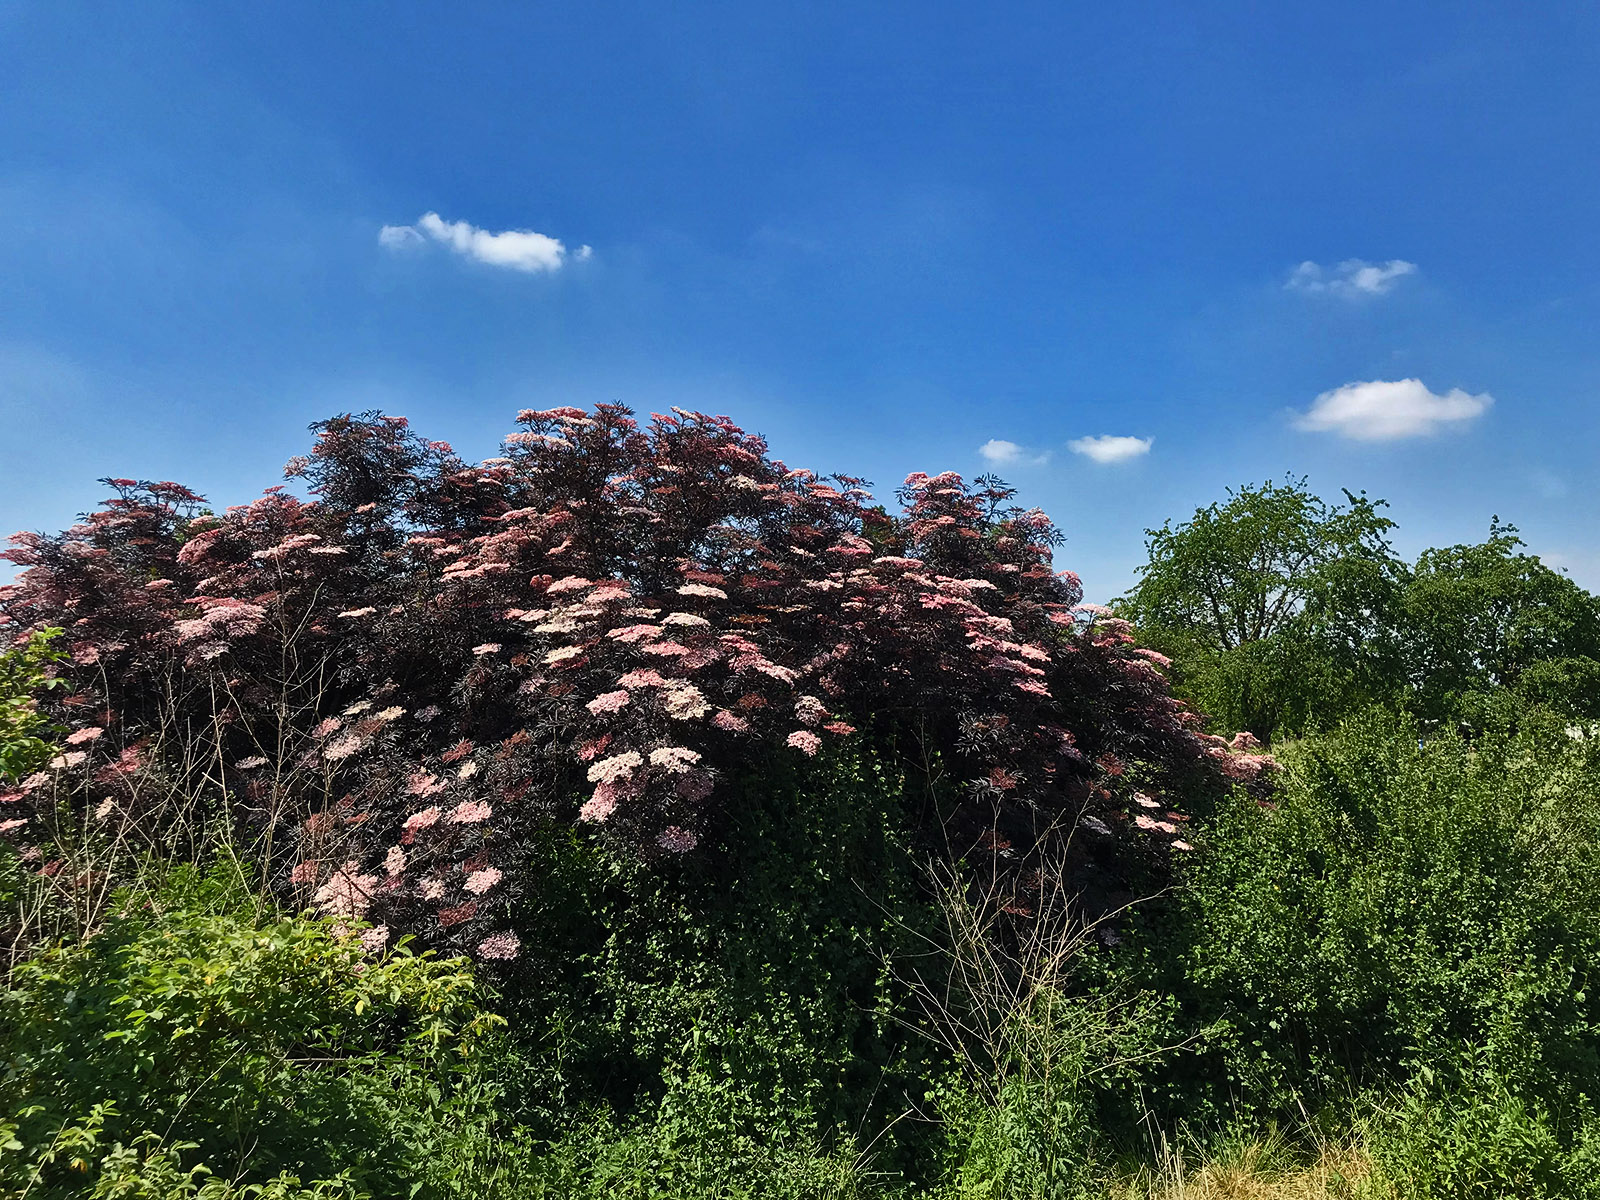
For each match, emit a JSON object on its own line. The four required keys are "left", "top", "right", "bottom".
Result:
{"left": 8, "top": 717, "right": 1600, "bottom": 1198}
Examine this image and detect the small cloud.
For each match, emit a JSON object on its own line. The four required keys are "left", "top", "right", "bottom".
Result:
{"left": 1287, "top": 259, "right": 1417, "bottom": 298}
{"left": 1294, "top": 378, "right": 1492, "bottom": 441}
{"left": 378, "top": 224, "right": 425, "bottom": 250}
{"left": 379, "top": 212, "right": 587, "bottom": 273}
{"left": 1068, "top": 435, "right": 1152, "bottom": 464}
{"left": 978, "top": 439, "right": 1050, "bottom": 467}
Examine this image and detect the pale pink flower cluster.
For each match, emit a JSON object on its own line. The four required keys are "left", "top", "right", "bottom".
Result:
{"left": 403, "top": 807, "right": 442, "bottom": 839}
{"left": 662, "top": 683, "right": 709, "bottom": 720}
{"left": 472, "top": 643, "right": 502, "bottom": 656}
{"left": 385, "top": 845, "right": 407, "bottom": 876}
{"left": 314, "top": 860, "right": 378, "bottom": 918}
{"left": 506, "top": 430, "right": 573, "bottom": 449}
{"left": 477, "top": 932, "right": 521, "bottom": 960}
{"left": 676, "top": 583, "right": 728, "bottom": 599}
{"left": 323, "top": 734, "right": 366, "bottom": 761}
{"left": 547, "top": 575, "right": 593, "bottom": 594}
{"left": 464, "top": 866, "right": 503, "bottom": 894}
{"left": 641, "top": 640, "right": 692, "bottom": 658}
{"left": 407, "top": 771, "right": 445, "bottom": 797}
{"left": 608, "top": 624, "right": 663, "bottom": 643}
{"left": 649, "top": 746, "right": 702, "bottom": 773}
{"left": 359, "top": 925, "right": 390, "bottom": 954}
{"left": 290, "top": 859, "right": 320, "bottom": 884}
{"left": 587, "top": 690, "right": 631, "bottom": 714}
{"left": 420, "top": 878, "right": 447, "bottom": 900}
{"left": 712, "top": 710, "right": 749, "bottom": 733}
{"left": 65, "top": 727, "right": 104, "bottom": 745}
{"left": 577, "top": 735, "right": 612, "bottom": 761}
{"left": 447, "top": 800, "right": 492, "bottom": 825}
{"left": 618, "top": 668, "right": 667, "bottom": 689}
{"left": 786, "top": 730, "right": 822, "bottom": 756}
{"left": 662, "top": 612, "right": 710, "bottom": 627}
{"left": 171, "top": 599, "right": 267, "bottom": 644}
{"left": 579, "top": 787, "right": 619, "bottom": 823}
{"left": 794, "top": 695, "right": 827, "bottom": 727}
{"left": 235, "top": 756, "right": 268, "bottom": 769}
{"left": 313, "top": 717, "right": 342, "bottom": 738}
{"left": 1133, "top": 813, "right": 1178, "bottom": 834}
{"left": 587, "top": 751, "right": 643, "bottom": 784}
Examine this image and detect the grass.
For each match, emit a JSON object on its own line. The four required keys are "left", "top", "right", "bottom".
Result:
{"left": 1109, "top": 1131, "right": 1380, "bottom": 1200}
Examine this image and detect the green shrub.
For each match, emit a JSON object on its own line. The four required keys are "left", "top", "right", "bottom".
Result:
{"left": 1130, "top": 708, "right": 1600, "bottom": 1120}
{"left": 0, "top": 626, "right": 65, "bottom": 782}
{"left": 512, "top": 1081, "right": 875, "bottom": 1200}
{"left": 0, "top": 866, "right": 509, "bottom": 1199}
{"left": 496, "top": 747, "right": 931, "bottom": 1132}
{"left": 1368, "top": 1050, "right": 1600, "bottom": 1200}
{"left": 935, "top": 1064, "right": 1101, "bottom": 1200}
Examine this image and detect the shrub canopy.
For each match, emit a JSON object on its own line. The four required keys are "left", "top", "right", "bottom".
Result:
{"left": 1, "top": 406, "right": 1263, "bottom": 959}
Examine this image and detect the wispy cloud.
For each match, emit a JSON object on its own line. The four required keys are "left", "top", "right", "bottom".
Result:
{"left": 1286, "top": 258, "right": 1417, "bottom": 298}
{"left": 379, "top": 212, "right": 591, "bottom": 273}
{"left": 1067, "top": 435, "right": 1152, "bottom": 464}
{"left": 1294, "top": 378, "right": 1493, "bottom": 440}
{"left": 978, "top": 439, "right": 1050, "bottom": 467}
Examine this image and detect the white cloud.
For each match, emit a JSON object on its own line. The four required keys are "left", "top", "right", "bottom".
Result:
{"left": 978, "top": 439, "right": 1050, "bottom": 467}
{"left": 377, "top": 224, "right": 424, "bottom": 249}
{"left": 1286, "top": 258, "right": 1417, "bottom": 298}
{"left": 1067, "top": 435, "right": 1152, "bottom": 464}
{"left": 379, "top": 212, "right": 589, "bottom": 272}
{"left": 1294, "top": 378, "right": 1493, "bottom": 441}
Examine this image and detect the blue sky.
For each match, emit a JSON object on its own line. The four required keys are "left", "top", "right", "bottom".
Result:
{"left": 3, "top": 2, "right": 1597, "bottom": 597}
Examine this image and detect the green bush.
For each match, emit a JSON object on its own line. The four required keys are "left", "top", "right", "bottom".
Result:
{"left": 1368, "top": 1050, "right": 1600, "bottom": 1200}
{"left": 1130, "top": 708, "right": 1600, "bottom": 1120}
{"left": 488, "top": 746, "right": 937, "bottom": 1195}
{"left": 0, "top": 627, "right": 65, "bottom": 782}
{"left": 0, "top": 866, "right": 510, "bottom": 1199}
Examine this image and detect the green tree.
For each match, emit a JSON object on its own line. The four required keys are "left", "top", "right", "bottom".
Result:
{"left": 1401, "top": 518, "right": 1600, "bottom": 726}
{"left": 1117, "top": 477, "right": 1406, "bottom": 742}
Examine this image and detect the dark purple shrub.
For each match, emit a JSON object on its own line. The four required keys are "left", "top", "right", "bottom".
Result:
{"left": 1, "top": 406, "right": 1271, "bottom": 959}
